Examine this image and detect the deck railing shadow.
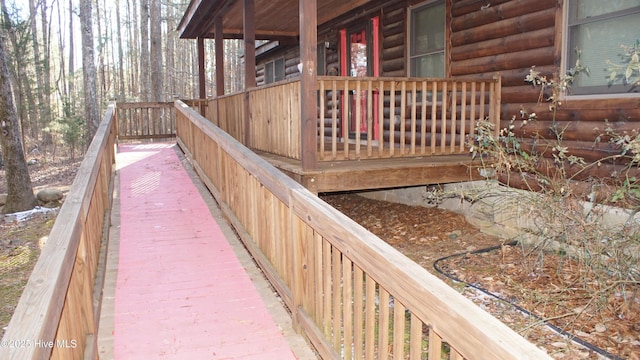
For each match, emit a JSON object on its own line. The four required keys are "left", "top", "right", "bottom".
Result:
{"left": 175, "top": 100, "right": 549, "bottom": 360}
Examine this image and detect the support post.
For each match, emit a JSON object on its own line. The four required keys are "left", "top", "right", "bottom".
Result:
{"left": 197, "top": 37, "right": 206, "bottom": 115}
{"left": 299, "top": 0, "right": 318, "bottom": 171}
{"left": 215, "top": 17, "right": 225, "bottom": 97}
{"left": 243, "top": 0, "right": 256, "bottom": 146}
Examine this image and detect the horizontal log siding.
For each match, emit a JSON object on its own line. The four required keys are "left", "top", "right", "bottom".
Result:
{"left": 380, "top": 3, "right": 406, "bottom": 77}
{"left": 174, "top": 100, "right": 551, "bottom": 360}
{"left": 450, "top": 0, "right": 640, "bottom": 181}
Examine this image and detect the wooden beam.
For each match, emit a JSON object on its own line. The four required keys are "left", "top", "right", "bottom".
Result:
{"left": 197, "top": 37, "right": 206, "bottom": 115}
{"left": 243, "top": 0, "right": 256, "bottom": 147}
{"left": 299, "top": 0, "right": 318, "bottom": 171}
{"left": 243, "top": 0, "right": 256, "bottom": 89}
{"left": 215, "top": 18, "right": 225, "bottom": 97}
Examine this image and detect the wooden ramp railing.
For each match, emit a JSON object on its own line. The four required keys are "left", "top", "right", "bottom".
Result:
{"left": 175, "top": 100, "right": 549, "bottom": 360}
{"left": 116, "top": 100, "right": 206, "bottom": 140}
{"left": 0, "top": 103, "right": 117, "bottom": 360}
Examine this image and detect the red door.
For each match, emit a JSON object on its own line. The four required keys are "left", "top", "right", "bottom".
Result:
{"left": 340, "top": 17, "right": 379, "bottom": 140}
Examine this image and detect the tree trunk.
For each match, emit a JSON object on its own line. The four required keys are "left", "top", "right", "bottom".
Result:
{"left": 68, "top": 0, "right": 75, "bottom": 99}
{"left": 28, "top": 0, "right": 43, "bottom": 141}
{"left": 115, "top": 0, "right": 125, "bottom": 99}
{"left": 149, "top": 0, "right": 162, "bottom": 101}
{"left": 79, "top": 0, "right": 99, "bottom": 143}
{"left": 0, "top": 37, "right": 37, "bottom": 213}
{"left": 140, "top": 0, "right": 150, "bottom": 101}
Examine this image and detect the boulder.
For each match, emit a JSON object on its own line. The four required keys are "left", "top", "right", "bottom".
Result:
{"left": 36, "top": 188, "right": 64, "bottom": 203}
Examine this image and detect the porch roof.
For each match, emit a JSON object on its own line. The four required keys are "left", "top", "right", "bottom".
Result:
{"left": 178, "top": 0, "right": 374, "bottom": 40}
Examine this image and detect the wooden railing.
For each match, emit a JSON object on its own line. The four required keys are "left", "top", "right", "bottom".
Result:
{"left": 207, "top": 76, "right": 500, "bottom": 163}
{"left": 116, "top": 100, "right": 206, "bottom": 140}
{"left": 318, "top": 76, "right": 501, "bottom": 160}
{"left": 175, "top": 100, "right": 549, "bottom": 360}
{"left": 1, "top": 103, "right": 117, "bottom": 360}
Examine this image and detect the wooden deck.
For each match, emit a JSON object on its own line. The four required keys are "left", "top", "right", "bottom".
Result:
{"left": 98, "top": 143, "right": 316, "bottom": 359}
{"left": 258, "top": 150, "right": 487, "bottom": 193}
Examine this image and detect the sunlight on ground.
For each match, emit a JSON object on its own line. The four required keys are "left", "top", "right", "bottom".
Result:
{"left": 0, "top": 246, "right": 32, "bottom": 274}
{"left": 115, "top": 151, "right": 159, "bottom": 170}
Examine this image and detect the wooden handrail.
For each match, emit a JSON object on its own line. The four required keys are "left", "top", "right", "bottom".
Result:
{"left": 174, "top": 100, "right": 549, "bottom": 360}
{"left": 1, "top": 103, "right": 117, "bottom": 360}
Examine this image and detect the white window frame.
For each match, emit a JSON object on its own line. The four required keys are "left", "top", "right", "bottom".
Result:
{"left": 562, "top": 1, "right": 640, "bottom": 99}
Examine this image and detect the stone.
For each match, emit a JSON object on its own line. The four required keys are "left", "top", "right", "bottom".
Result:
{"left": 36, "top": 188, "right": 64, "bottom": 203}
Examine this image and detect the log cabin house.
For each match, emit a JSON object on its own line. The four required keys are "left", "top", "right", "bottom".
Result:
{"left": 177, "top": 0, "right": 640, "bottom": 193}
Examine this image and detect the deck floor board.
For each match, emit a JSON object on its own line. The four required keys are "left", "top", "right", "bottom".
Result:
{"left": 109, "top": 143, "right": 302, "bottom": 359}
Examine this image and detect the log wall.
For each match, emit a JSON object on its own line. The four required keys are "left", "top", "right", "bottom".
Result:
{"left": 251, "top": 0, "right": 639, "bottom": 180}
{"left": 449, "top": 0, "right": 640, "bottom": 181}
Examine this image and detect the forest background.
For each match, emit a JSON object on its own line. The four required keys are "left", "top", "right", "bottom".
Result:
{"left": 2, "top": 0, "right": 244, "bottom": 158}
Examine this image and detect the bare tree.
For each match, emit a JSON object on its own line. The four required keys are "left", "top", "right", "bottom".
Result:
{"left": 79, "top": 0, "right": 99, "bottom": 142}
{"left": 139, "top": 0, "right": 149, "bottom": 100}
{"left": 149, "top": 0, "right": 161, "bottom": 101}
{"left": 0, "top": 36, "right": 37, "bottom": 213}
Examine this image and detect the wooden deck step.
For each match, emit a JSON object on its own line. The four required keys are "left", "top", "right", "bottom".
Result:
{"left": 106, "top": 143, "right": 304, "bottom": 359}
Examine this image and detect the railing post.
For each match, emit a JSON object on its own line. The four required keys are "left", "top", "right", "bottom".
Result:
{"left": 492, "top": 73, "right": 502, "bottom": 136}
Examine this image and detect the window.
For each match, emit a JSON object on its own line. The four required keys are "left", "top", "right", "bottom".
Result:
{"left": 409, "top": 0, "right": 445, "bottom": 78}
{"left": 264, "top": 58, "right": 285, "bottom": 84}
{"left": 566, "top": 1, "right": 640, "bottom": 95}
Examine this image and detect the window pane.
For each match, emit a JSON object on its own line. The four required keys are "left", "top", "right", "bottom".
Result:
{"left": 265, "top": 62, "right": 274, "bottom": 84}
{"left": 570, "top": 12, "right": 640, "bottom": 90}
{"left": 411, "top": 2, "right": 445, "bottom": 56}
{"left": 411, "top": 53, "right": 445, "bottom": 78}
{"left": 574, "top": 0, "right": 640, "bottom": 19}
{"left": 274, "top": 59, "right": 285, "bottom": 81}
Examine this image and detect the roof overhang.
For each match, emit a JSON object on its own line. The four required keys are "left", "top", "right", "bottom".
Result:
{"left": 178, "top": 0, "right": 374, "bottom": 40}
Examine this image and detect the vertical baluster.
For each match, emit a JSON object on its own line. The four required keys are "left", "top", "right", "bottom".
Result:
{"left": 420, "top": 82, "right": 427, "bottom": 155}
{"left": 400, "top": 81, "right": 407, "bottom": 155}
{"left": 389, "top": 81, "right": 396, "bottom": 156}
{"left": 343, "top": 80, "right": 349, "bottom": 159}
{"left": 460, "top": 82, "right": 467, "bottom": 152}
{"left": 331, "top": 80, "right": 338, "bottom": 160}
{"left": 450, "top": 82, "right": 458, "bottom": 153}
{"left": 378, "top": 287, "right": 390, "bottom": 360}
{"left": 410, "top": 81, "right": 417, "bottom": 155}
{"left": 409, "top": 313, "right": 423, "bottom": 360}
{"left": 355, "top": 80, "right": 361, "bottom": 159}
{"left": 354, "top": 265, "right": 364, "bottom": 360}
{"left": 440, "top": 82, "right": 448, "bottom": 153}
{"left": 319, "top": 81, "right": 326, "bottom": 160}
{"left": 366, "top": 80, "right": 373, "bottom": 158}
{"left": 364, "top": 276, "right": 376, "bottom": 360}
{"left": 343, "top": 256, "right": 353, "bottom": 360}
{"left": 428, "top": 329, "right": 442, "bottom": 360}
{"left": 393, "top": 299, "right": 406, "bottom": 360}
{"left": 430, "top": 81, "right": 437, "bottom": 154}
{"left": 378, "top": 80, "right": 385, "bottom": 157}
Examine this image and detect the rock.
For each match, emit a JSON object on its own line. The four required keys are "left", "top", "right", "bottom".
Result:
{"left": 36, "top": 188, "right": 64, "bottom": 203}
{"left": 0, "top": 193, "right": 6, "bottom": 206}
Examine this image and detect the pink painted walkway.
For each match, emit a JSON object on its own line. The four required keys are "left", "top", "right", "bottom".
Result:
{"left": 112, "top": 143, "right": 299, "bottom": 359}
